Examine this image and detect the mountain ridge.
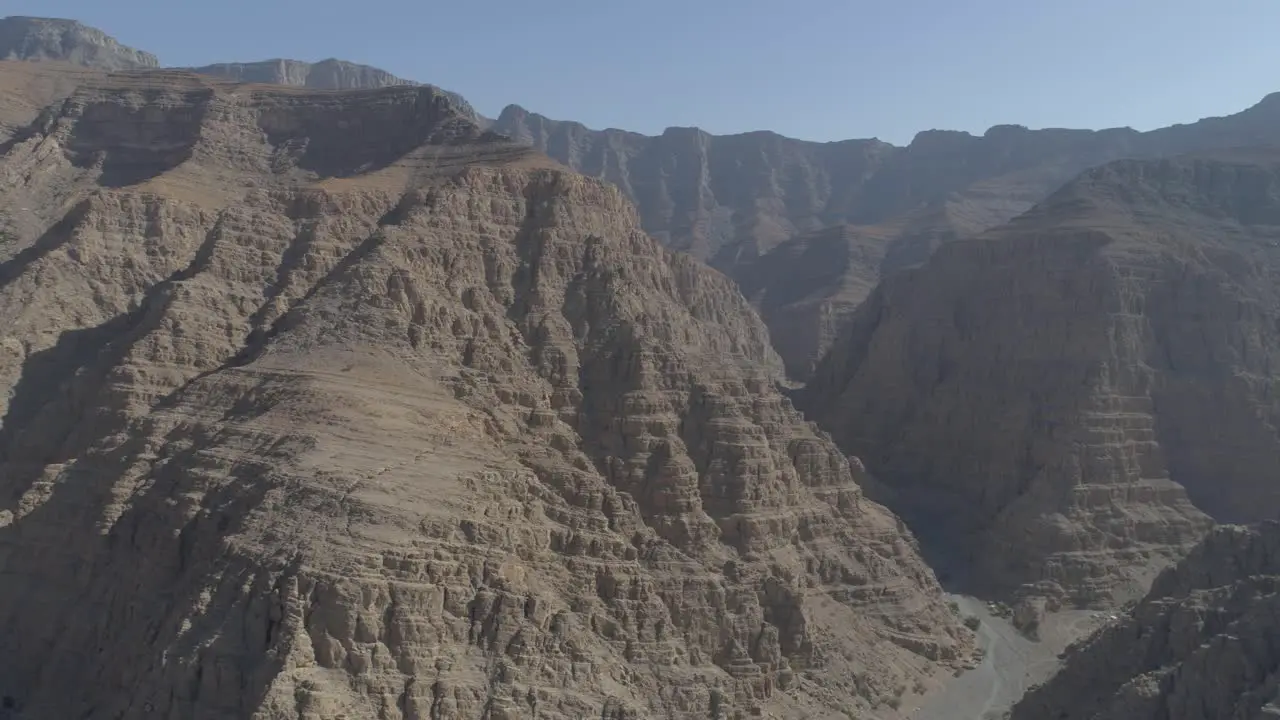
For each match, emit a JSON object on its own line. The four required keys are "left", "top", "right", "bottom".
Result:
{"left": 802, "top": 149, "right": 1280, "bottom": 618}
{"left": 0, "top": 59, "right": 971, "bottom": 719}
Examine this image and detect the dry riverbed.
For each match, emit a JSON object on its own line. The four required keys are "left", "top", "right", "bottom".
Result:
{"left": 905, "top": 596, "right": 1106, "bottom": 720}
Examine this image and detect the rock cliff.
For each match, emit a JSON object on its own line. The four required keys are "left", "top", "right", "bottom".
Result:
{"left": 492, "top": 99, "right": 1280, "bottom": 379}
{"left": 804, "top": 151, "right": 1280, "bottom": 611}
{"left": 1012, "top": 521, "right": 1280, "bottom": 720}
{"left": 189, "top": 58, "right": 414, "bottom": 90}
{"left": 187, "top": 59, "right": 482, "bottom": 123}
{"left": 0, "top": 16, "right": 158, "bottom": 70}
{"left": 0, "top": 65, "right": 969, "bottom": 719}
{"left": 14, "top": 15, "right": 1280, "bottom": 385}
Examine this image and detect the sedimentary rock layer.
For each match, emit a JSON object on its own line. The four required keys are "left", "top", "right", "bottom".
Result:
{"left": 1012, "top": 521, "right": 1280, "bottom": 720}
{"left": 806, "top": 152, "right": 1280, "bottom": 609}
{"left": 0, "top": 65, "right": 968, "bottom": 719}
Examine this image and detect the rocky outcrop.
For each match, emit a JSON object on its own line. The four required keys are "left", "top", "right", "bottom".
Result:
{"left": 734, "top": 202, "right": 997, "bottom": 379}
{"left": 734, "top": 224, "right": 894, "bottom": 380}
{"left": 0, "top": 65, "right": 969, "bottom": 719}
{"left": 492, "top": 98, "right": 1280, "bottom": 379}
{"left": 493, "top": 95, "right": 1280, "bottom": 275}
{"left": 804, "top": 151, "right": 1280, "bottom": 611}
{"left": 187, "top": 59, "right": 483, "bottom": 123}
{"left": 0, "top": 16, "right": 158, "bottom": 70}
{"left": 1012, "top": 521, "right": 1280, "bottom": 720}
{"left": 189, "top": 58, "right": 415, "bottom": 90}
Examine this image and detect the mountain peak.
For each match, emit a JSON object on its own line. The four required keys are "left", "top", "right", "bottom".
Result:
{"left": 0, "top": 15, "right": 158, "bottom": 70}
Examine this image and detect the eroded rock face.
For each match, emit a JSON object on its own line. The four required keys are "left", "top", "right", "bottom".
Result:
{"left": 805, "top": 152, "right": 1280, "bottom": 609}
{"left": 492, "top": 98, "right": 1280, "bottom": 380}
{"left": 189, "top": 58, "right": 414, "bottom": 90}
{"left": 1012, "top": 521, "right": 1280, "bottom": 720}
{"left": 0, "top": 16, "right": 158, "bottom": 70}
{"left": 187, "top": 59, "right": 482, "bottom": 123}
{"left": 0, "top": 66, "right": 969, "bottom": 719}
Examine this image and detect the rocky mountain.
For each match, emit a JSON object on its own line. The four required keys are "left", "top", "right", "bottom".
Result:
{"left": 13, "top": 15, "right": 1280, "bottom": 383}
{"left": 188, "top": 58, "right": 415, "bottom": 90}
{"left": 188, "top": 59, "right": 483, "bottom": 122}
{"left": 0, "top": 61, "right": 970, "bottom": 719}
{"left": 493, "top": 97, "right": 1280, "bottom": 379}
{"left": 0, "top": 16, "right": 480, "bottom": 123}
{"left": 734, "top": 201, "right": 998, "bottom": 378}
{"left": 803, "top": 151, "right": 1280, "bottom": 618}
{"left": 0, "top": 16, "right": 159, "bottom": 70}
{"left": 1012, "top": 521, "right": 1280, "bottom": 719}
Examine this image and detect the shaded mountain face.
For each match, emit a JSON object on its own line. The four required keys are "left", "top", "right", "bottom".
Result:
{"left": 734, "top": 202, "right": 999, "bottom": 378}
{"left": 1012, "top": 521, "right": 1280, "bottom": 720}
{"left": 0, "top": 62, "right": 970, "bottom": 719}
{"left": 493, "top": 99, "right": 1280, "bottom": 379}
{"left": 803, "top": 151, "right": 1280, "bottom": 615}
{"left": 0, "top": 16, "right": 159, "bottom": 70}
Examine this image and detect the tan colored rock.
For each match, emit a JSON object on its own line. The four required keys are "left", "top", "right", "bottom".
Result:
{"left": 492, "top": 99, "right": 1280, "bottom": 381}
{"left": 1012, "top": 521, "right": 1280, "bottom": 720}
{"left": 804, "top": 152, "right": 1280, "bottom": 607}
{"left": 0, "top": 66, "right": 969, "bottom": 719}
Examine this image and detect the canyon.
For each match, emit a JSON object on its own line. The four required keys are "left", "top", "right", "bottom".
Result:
{"left": 4, "top": 13, "right": 1280, "bottom": 720}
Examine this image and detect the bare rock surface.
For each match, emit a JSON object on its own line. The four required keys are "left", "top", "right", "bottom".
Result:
{"left": 804, "top": 151, "right": 1280, "bottom": 611}
{"left": 0, "top": 16, "right": 158, "bottom": 70}
{"left": 492, "top": 99, "right": 1280, "bottom": 379}
{"left": 1012, "top": 521, "right": 1280, "bottom": 720}
{"left": 188, "top": 58, "right": 415, "bottom": 91}
{"left": 13, "top": 14, "right": 1280, "bottom": 386}
{"left": 187, "top": 59, "right": 483, "bottom": 123}
{"left": 0, "top": 64, "right": 969, "bottom": 719}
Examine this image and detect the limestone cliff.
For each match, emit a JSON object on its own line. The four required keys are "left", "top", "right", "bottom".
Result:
{"left": 492, "top": 99, "right": 1280, "bottom": 380}
{"left": 805, "top": 151, "right": 1280, "bottom": 611}
{"left": 734, "top": 202, "right": 996, "bottom": 379}
{"left": 0, "top": 16, "right": 158, "bottom": 70}
{"left": 1012, "top": 521, "right": 1280, "bottom": 720}
{"left": 189, "top": 58, "right": 415, "bottom": 91}
{"left": 187, "top": 59, "right": 483, "bottom": 123}
{"left": 0, "top": 65, "right": 969, "bottom": 719}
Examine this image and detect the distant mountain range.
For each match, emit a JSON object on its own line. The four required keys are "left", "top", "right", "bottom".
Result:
{"left": 5, "top": 14, "right": 1280, "bottom": 379}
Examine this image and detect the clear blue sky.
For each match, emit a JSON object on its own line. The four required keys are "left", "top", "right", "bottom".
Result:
{"left": 8, "top": 0, "right": 1279, "bottom": 144}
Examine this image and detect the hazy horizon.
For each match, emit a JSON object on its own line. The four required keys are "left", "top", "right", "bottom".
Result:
{"left": 6, "top": 0, "right": 1278, "bottom": 145}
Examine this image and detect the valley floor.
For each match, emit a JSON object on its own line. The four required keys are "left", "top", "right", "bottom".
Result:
{"left": 906, "top": 596, "right": 1104, "bottom": 720}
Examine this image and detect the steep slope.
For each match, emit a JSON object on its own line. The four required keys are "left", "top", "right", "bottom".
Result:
{"left": 1012, "top": 521, "right": 1280, "bottom": 720}
{"left": 805, "top": 151, "right": 1280, "bottom": 615}
{"left": 491, "top": 105, "right": 897, "bottom": 266}
{"left": 0, "top": 59, "right": 100, "bottom": 142}
{"left": 0, "top": 66, "right": 969, "bottom": 719}
{"left": 492, "top": 99, "right": 1280, "bottom": 378}
{"left": 0, "top": 16, "right": 158, "bottom": 70}
{"left": 735, "top": 202, "right": 997, "bottom": 379}
{"left": 735, "top": 224, "right": 895, "bottom": 380}
{"left": 493, "top": 95, "right": 1280, "bottom": 275}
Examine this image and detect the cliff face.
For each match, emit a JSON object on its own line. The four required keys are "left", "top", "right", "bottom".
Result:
{"left": 492, "top": 99, "right": 1280, "bottom": 380}
{"left": 0, "top": 65, "right": 969, "bottom": 719}
{"left": 804, "top": 152, "right": 1280, "bottom": 611}
{"left": 189, "top": 58, "right": 414, "bottom": 90}
{"left": 1012, "top": 522, "right": 1280, "bottom": 720}
{"left": 186, "top": 59, "right": 482, "bottom": 122}
{"left": 0, "top": 16, "right": 158, "bottom": 70}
